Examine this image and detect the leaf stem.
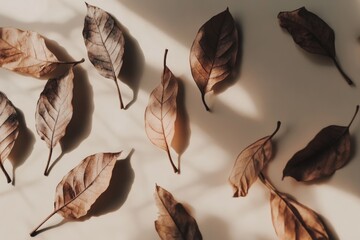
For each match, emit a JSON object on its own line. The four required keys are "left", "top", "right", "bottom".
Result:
{"left": 258, "top": 172, "right": 277, "bottom": 193}
{"left": 201, "top": 94, "right": 210, "bottom": 112}
{"left": 29, "top": 210, "right": 57, "bottom": 237}
{"left": 332, "top": 57, "right": 355, "bottom": 86}
{"left": 59, "top": 58, "right": 85, "bottom": 67}
{"left": 0, "top": 161, "right": 11, "bottom": 183}
{"left": 348, "top": 105, "right": 359, "bottom": 128}
{"left": 269, "top": 121, "right": 281, "bottom": 140}
{"left": 44, "top": 147, "right": 53, "bottom": 176}
{"left": 166, "top": 148, "right": 179, "bottom": 174}
{"left": 114, "top": 78, "right": 125, "bottom": 109}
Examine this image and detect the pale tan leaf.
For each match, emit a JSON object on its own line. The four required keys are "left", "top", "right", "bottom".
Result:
{"left": 155, "top": 185, "right": 202, "bottom": 240}
{"left": 229, "top": 122, "right": 281, "bottom": 197}
{"left": 145, "top": 50, "right": 179, "bottom": 173}
{"left": 35, "top": 67, "right": 75, "bottom": 176}
{"left": 0, "top": 92, "right": 19, "bottom": 183}
{"left": 30, "top": 152, "right": 122, "bottom": 237}
{"left": 190, "top": 8, "right": 238, "bottom": 111}
{"left": 0, "top": 27, "right": 79, "bottom": 78}
{"left": 83, "top": 2, "right": 126, "bottom": 109}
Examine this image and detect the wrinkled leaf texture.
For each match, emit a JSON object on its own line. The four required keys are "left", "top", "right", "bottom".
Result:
{"left": 145, "top": 49, "right": 179, "bottom": 173}
{"left": 283, "top": 105, "right": 358, "bottom": 181}
{"left": 83, "top": 2, "right": 126, "bottom": 109}
{"left": 35, "top": 66, "right": 80, "bottom": 176}
{"left": 229, "top": 121, "right": 281, "bottom": 197}
{"left": 155, "top": 185, "right": 202, "bottom": 240}
{"left": 278, "top": 7, "right": 354, "bottom": 86}
{"left": 30, "top": 152, "right": 122, "bottom": 237}
{"left": 0, "top": 92, "right": 19, "bottom": 183}
{"left": 0, "top": 27, "right": 79, "bottom": 78}
{"left": 190, "top": 8, "right": 238, "bottom": 111}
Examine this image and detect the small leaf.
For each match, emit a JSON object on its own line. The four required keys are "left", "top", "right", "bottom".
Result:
{"left": 145, "top": 49, "right": 179, "bottom": 173}
{"left": 278, "top": 7, "right": 354, "bottom": 86}
{"left": 0, "top": 27, "right": 82, "bottom": 78}
{"left": 35, "top": 63, "right": 84, "bottom": 176}
{"left": 0, "top": 92, "right": 19, "bottom": 183}
{"left": 155, "top": 185, "right": 203, "bottom": 240}
{"left": 229, "top": 121, "right": 281, "bottom": 197}
{"left": 30, "top": 151, "right": 122, "bottom": 237}
{"left": 190, "top": 8, "right": 238, "bottom": 111}
{"left": 283, "top": 105, "right": 358, "bottom": 182}
{"left": 83, "top": 2, "right": 126, "bottom": 109}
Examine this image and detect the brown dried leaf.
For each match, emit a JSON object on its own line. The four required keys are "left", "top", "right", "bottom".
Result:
{"left": 229, "top": 122, "right": 281, "bottom": 197}
{"left": 283, "top": 105, "right": 358, "bottom": 182}
{"left": 0, "top": 92, "right": 19, "bottom": 183}
{"left": 0, "top": 27, "right": 80, "bottom": 78}
{"left": 190, "top": 8, "right": 238, "bottom": 111}
{"left": 145, "top": 50, "right": 179, "bottom": 173}
{"left": 155, "top": 185, "right": 203, "bottom": 240}
{"left": 30, "top": 152, "right": 122, "bottom": 237}
{"left": 83, "top": 2, "right": 126, "bottom": 109}
{"left": 278, "top": 7, "right": 354, "bottom": 86}
{"left": 35, "top": 64, "right": 83, "bottom": 176}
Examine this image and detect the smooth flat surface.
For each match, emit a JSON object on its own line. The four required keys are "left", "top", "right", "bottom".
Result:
{"left": 0, "top": 0, "right": 359, "bottom": 239}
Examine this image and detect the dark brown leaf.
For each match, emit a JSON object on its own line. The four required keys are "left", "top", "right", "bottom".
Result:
{"left": 190, "top": 8, "right": 238, "bottom": 111}
{"left": 155, "top": 185, "right": 202, "bottom": 240}
{"left": 0, "top": 92, "right": 19, "bottom": 183}
{"left": 278, "top": 7, "right": 354, "bottom": 86}
{"left": 83, "top": 2, "right": 126, "bottom": 109}
{"left": 145, "top": 49, "right": 179, "bottom": 173}
{"left": 30, "top": 152, "right": 122, "bottom": 237}
{"left": 259, "top": 174, "right": 330, "bottom": 240}
{"left": 229, "top": 121, "right": 281, "bottom": 197}
{"left": 0, "top": 27, "right": 82, "bottom": 78}
{"left": 283, "top": 105, "right": 358, "bottom": 181}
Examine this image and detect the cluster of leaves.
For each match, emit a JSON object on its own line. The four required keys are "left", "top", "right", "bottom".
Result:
{"left": 0, "top": 3, "right": 358, "bottom": 240}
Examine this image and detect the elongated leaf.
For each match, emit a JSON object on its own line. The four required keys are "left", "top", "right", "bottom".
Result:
{"left": 278, "top": 7, "right": 354, "bottom": 86}
{"left": 83, "top": 2, "right": 126, "bottom": 109}
{"left": 0, "top": 92, "right": 19, "bottom": 183}
{"left": 283, "top": 105, "right": 358, "bottom": 181}
{"left": 229, "top": 122, "right": 281, "bottom": 197}
{"left": 35, "top": 66, "right": 79, "bottom": 176}
{"left": 190, "top": 8, "right": 238, "bottom": 111}
{"left": 0, "top": 27, "right": 80, "bottom": 78}
{"left": 30, "top": 152, "right": 122, "bottom": 237}
{"left": 155, "top": 185, "right": 202, "bottom": 240}
{"left": 145, "top": 50, "right": 179, "bottom": 173}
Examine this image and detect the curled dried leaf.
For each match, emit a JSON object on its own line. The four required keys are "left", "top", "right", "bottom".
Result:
{"left": 283, "top": 105, "right": 358, "bottom": 182}
{"left": 155, "top": 185, "right": 203, "bottom": 240}
{"left": 278, "top": 7, "right": 354, "bottom": 86}
{"left": 30, "top": 151, "right": 122, "bottom": 237}
{"left": 0, "top": 27, "right": 82, "bottom": 78}
{"left": 0, "top": 92, "right": 19, "bottom": 183}
{"left": 229, "top": 121, "right": 281, "bottom": 197}
{"left": 83, "top": 2, "right": 126, "bottom": 109}
{"left": 190, "top": 8, "right": 238, "bottom": 111}
{"left": 145, "top": 49, "right": 179, "bottom": 173}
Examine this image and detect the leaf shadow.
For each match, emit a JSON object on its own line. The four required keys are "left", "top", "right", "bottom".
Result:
{"left": 9, "top": 107, "right": 35, "bottom": 185}
{"left": 172, "top": 77, "right": 191, "bottom": 173}
{"left": 199, "top": 214, "right": 231, "bottom": 240}
{"left": 31, "top": 219, "right": 69, "bottom": 237}
{"left": 43, "top": 39, "right": 94, "bottom": 175}
{"left": 81, "top": 149, "right": 135, "bottom": 219}
{"left": 115, "top": 17, "right": 145, "bottom": 109}
{"left": 319, "top": 213, "right": 340, "bottom": 240}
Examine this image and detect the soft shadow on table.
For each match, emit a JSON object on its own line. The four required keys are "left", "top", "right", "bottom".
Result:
{"left": 199, "top": 214, "right": 231, "bottom": 240}
{"left": 9, "top": 107, "right": 35, "bottom": 186}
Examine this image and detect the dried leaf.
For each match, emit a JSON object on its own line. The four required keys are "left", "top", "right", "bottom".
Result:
{"left": 283, "top": 105, "right": 358, "bottom": 182}
{"left": 278, "top": 7, "right": 354, "bottom": 86}
{"left": 35, "top": 62, "right": 84, "bottom": 176}
{"left": 229, "top": 122, "right": 281, "bottom": 197}
{"left": 0, "top": 27, "right": 81, "bottom": 78}
{"left": 0, "top": 92, "right": 19, "bottom": 183}
{"left": 30, "top": 152, "right": 122, "bottom": 237}
{"left": 155, "top": 185, "right": 202, "bottom": 240}
{"left": 145, "top": 49, "right": 179, "bottom": 173}
{"left": 83, "top": 2, "right": 126, "bottom": 109}
{"left": 190, "top": 8, "right": 238, "bottom": 111}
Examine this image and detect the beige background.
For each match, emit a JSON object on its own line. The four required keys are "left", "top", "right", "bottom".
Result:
{"left": 0, "top": 0, "right": 359, "bottom": 239}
